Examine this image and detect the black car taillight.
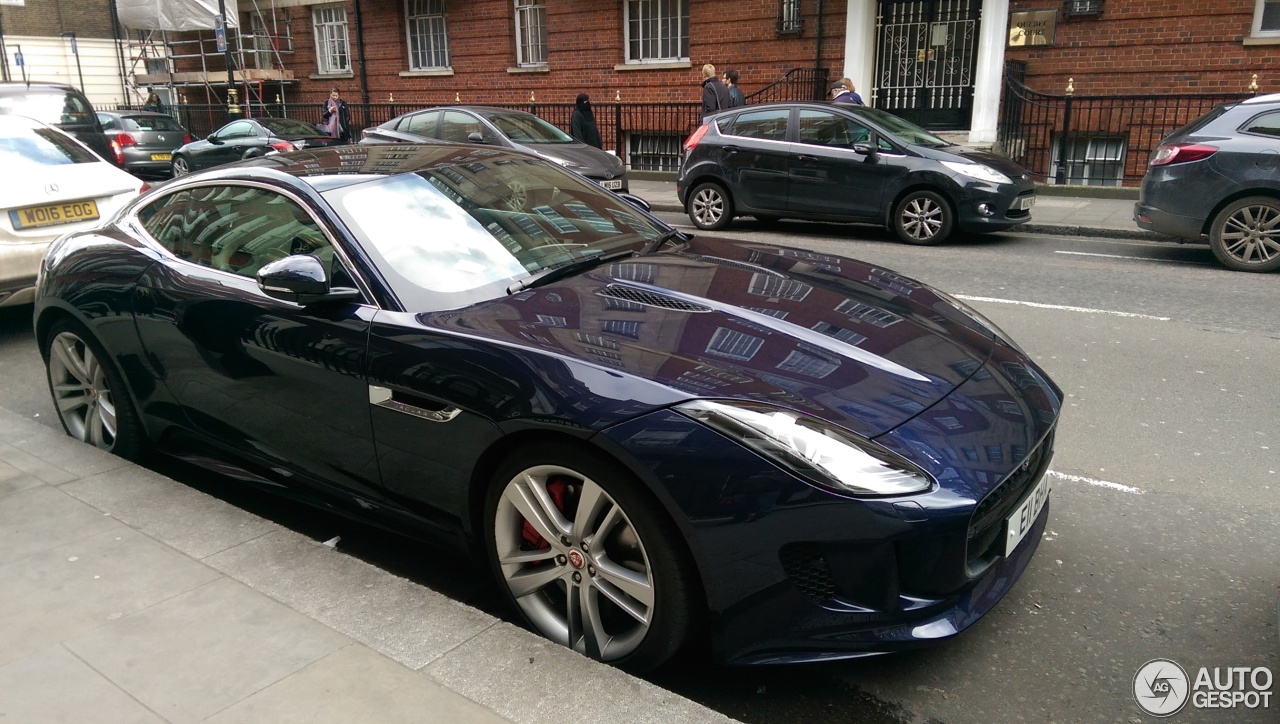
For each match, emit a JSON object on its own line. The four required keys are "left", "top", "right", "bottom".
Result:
{"left": 683, "top": 123, "right": 710, "bottom": 153}
{"left": 270, "top": 140, "right": 296, "bottom": 152}
{"left": 1149, "top": 143, "right": 1218, "bottom": 166}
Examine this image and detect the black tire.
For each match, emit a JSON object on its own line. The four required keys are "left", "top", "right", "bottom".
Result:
{"left": 687, "top": 181, "right": 734, "bottom": 231}
{"left": 171, "top": 155, "right": 189, "bottom": 177}
{"left": 43, "top": 318, "right": 149, "bottom": 461}
{"left": 1208, "top": 196, "right": 1280, "bottom": 272}
{"left": 892, "top": 189, "right": 954, "bottom": 245}
{"left": 483, "top": 442, "right": 697, "bottom": 673}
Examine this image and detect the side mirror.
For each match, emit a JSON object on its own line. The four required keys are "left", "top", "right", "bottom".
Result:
{"left": 257, "top": 254, "right": 361, "bottom": 305}
{"left": 467, "top": 131, "right": 486, "bottom": 144}
{"left": 853, "top": 142, "right": 878, "bottom": 158}
{"left": 616, "top": 192, "right": 651, "bottom": 212}
{"left": 206, "top": 133, "right": 222, "bottom": 144}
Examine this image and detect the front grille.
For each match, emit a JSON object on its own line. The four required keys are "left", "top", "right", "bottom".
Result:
{"left": 780, "top": 543, "right": 837, "bottom": 603}
{"left": 966, "top": 431, "right": 1054, "bottom": 568}
{"left": 595, "top": 284, "right": 712, "bottom": 312}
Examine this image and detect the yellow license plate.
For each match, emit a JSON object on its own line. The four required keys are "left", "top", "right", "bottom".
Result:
{"left": 9, "top": 200, "right": 100, "bottom": 230}
{"left": 151, "top": 153, "right": 172, "bottom": 161}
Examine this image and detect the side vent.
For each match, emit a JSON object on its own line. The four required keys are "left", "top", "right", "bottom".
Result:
{"left": 596, "top": 284, "right": 713, "bottom": 313}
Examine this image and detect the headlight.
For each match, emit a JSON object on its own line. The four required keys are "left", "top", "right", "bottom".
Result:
{"left": 675, "top": 400, "right": 934, "bottom": 497}
{"left": 932, "top": 289, "right": 1026, "bottom": 355}
{"left": 941, "top": 161, "right": 1012, "bottom": 185}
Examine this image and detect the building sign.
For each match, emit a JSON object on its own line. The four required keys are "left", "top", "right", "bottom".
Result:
{"left": 1008, "top": 9, "right": 1057, "bottom": 47}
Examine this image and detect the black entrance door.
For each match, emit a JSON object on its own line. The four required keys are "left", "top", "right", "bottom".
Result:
{"left": 873, "top": 0, "right": 980, "bottom": 130}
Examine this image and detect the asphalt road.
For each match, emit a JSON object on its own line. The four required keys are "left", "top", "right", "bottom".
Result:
{"left": 2, "top": 221, "right": 1276, "bottom": 723}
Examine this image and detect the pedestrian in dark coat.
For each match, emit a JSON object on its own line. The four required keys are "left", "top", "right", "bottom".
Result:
{"left": 723, "top": 69, "right": 745, "bottom": 108}
{"left": 570, "top": 93, "right": 602, "bottom": 148}
{"left": 320, "top": 87, "right": 351, "bottom": 142}
{"left": 142, "top": 89, "right": 166, "bottom": 114}
{"left": 830, "top": 79, "right": 864, "bottom": 106}
{"left": 700, "top": 64, "right": 731, "bottom": 120}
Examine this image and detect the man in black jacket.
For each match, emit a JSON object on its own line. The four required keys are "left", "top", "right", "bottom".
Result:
{"left": 700, "top": 64, "right": 731, "bottom": 120}
{"left": 724, "top": 69, "right": 745, "bottom": 108}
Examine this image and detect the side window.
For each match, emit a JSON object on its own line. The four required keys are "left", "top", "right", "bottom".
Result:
{"left": 796, "top": 110, "right": 872, "bottom": 148}
{"left": 216, "top": 121, "right": 255, "bottom": 140}
{"left": 97, "top": 114, "right": 117, "bottom": 130}
{"left": 1242, "top": 110, "right": 1280, "bottom": 138}
{"left": 137, "top": 190, "right": 191, "bottom": 254}
{"left": 401, "top": 110, "right": 440, "bottom": 136}
{"left": 440, "top": 111, "right": 484, "bottom": 143}
{"left": 721, "top": 109, "right": 789, "bottom": 141}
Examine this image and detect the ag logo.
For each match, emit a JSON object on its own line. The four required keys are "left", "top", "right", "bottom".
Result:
{"left": 1134, "top": 658, "right": 1190, "bottom": 717}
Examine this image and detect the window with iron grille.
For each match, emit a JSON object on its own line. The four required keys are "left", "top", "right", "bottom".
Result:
{"left": 603, "top": 319, "right": 642, "bottom": 337}
{"left": 835, "top": 299, "right": 902, "bottom": 327}
{"left": 777, "top": 0, "right": 803, "bottom": 35}
{"left": 748, "top": 273, "right": 811, "bottom": 302}
{"left": 777, "top": 348, "right": 838, "bottom": 378}
{"left": 811, "top": 321, "right": 867, "bottom": 346}
{"left": 1253, "top": 0, "right": 1280, "bottom": 36}
{"left": 515, "top": 0, "right": 548, "bottom": 66}
{"left": 625, "top": 0, "right": 689, "bottom": 62}
{"left": 407, "top": 0, "right": 450, "bottom": 70}
{"left": 1063, "top": 0, "right": 1102, "bottom": 15}
{"left": 706, "top": 327, "right": 763, "bottom": 361}
{"left": 312, "top": 5, "right": 350, "bottom": 74}
{"left": 611, "top": 262, "right": 657, "bottom": 284}
{"left": 627, "top": 133, "right": 681, "bottom": 172}
{"left": 1050, "top": 134, "right": 1126, "bottom": 186}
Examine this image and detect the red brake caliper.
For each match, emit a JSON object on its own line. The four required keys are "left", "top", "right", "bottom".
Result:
{"left": 521, "top": 478, "right": 568, "bottom": 549}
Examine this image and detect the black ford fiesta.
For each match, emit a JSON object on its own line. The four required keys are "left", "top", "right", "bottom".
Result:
{"left": 678, "top": 102, "right": 1037, "bottom": 245}
{"left": 35, "top": 143, "right": 1061, "bottom": 671}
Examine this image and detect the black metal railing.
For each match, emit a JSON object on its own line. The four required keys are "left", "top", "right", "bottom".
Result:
{"left": 123, "top": 68, "right": 829, "bottom": 172}
{"left": 998, "top": 61, "right": 1253, "bottom": 186}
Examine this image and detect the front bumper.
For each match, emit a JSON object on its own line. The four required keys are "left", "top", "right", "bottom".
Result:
{"left": 953, "top": 179, "right": 1037, "bottom": 233}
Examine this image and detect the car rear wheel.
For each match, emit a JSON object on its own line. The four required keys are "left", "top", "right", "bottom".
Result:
{"left": 892, "top": 190, "right": 953, "bottom": 245}
{"left": 688, "top": 182, "right": 733, "bottom": 230}
{"left": 1209, "top": 196, "right": 1280, "bottom": 272}
{"left": 484, "top": 443, "right": 696, "bottom": 672}
{"left": 171, "top": 155, "right": 189, "bottom": 177}
{"left": 43, "top": 320, "right": 148, "bottom": 461}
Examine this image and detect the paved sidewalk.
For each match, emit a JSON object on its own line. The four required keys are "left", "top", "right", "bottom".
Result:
{"left": 628, "top": 178, "right": 1167, "bottom": 241}
{"left": 0, "top": 407, "right": 732, "bottom": 724}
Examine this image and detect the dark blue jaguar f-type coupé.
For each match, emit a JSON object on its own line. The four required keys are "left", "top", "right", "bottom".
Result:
{"left": 34, "top": 143, "right": 1062, "bottom": 671}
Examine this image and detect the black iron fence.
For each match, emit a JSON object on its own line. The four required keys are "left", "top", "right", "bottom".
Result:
{"left": 128, "top": 67, "right": 828, "bottom": 173}
{"left": 998, "top": 61, "right": 1253, "bottom": 186}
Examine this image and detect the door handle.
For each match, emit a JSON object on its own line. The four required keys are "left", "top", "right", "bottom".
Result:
{"left": 798, "top": 154, "right": 819, "bottom": 162}
{"left": 722, "top": 145, "right": 741, "bottom": 154}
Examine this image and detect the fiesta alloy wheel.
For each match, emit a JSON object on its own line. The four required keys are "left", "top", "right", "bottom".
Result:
{"left": 893, "top": 189, "right": 954, "bottom": 245}
{"left": 43, "top": 320, "right": 148, "bottom": 460}
{"left": 688, "top": 181, "right": 734, "bottom": 231}
{"left": 1209, "top": 196, "right": 1280, "bottom": 272}
{"left": 485, "top": 443, "right": 696, "bottom": 672}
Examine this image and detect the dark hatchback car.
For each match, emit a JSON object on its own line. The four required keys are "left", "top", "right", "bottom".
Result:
{"left": 34, "top": 143, "right": 1061, "bottom": 671}
{"left": 0, "top": 82, "right": 116, "bottom": 164}
{"left": 171, "top": 116, "right": 346, "bottom": 176}
{"left": 361, "top": 105, "right": 628, "bottom": 191}
{"left": 97, "top": 110, "right": 193, "bottom": 178}
{"left": 678, "top": 102, "right": 1036, "bottom": 245}
{"left": 1135, "top": 93, "right": 1280, "bottom": 272}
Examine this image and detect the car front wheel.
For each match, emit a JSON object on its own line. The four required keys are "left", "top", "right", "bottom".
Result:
{"left": 1209, "top": 196, "right": 1280, "bottom": 272}
{"left": 688, "top": 182, "right": 733, "bottom": 230}
{"left": 892, "top": 189, "right": 954, "bottom": 245}
{"left": 43, "top": 319, "right": 148, "bottom": 460}
{"left": 171, "top": 155, "right": 189, "bottom": 177}
{"left": 484, "top": 443, "right": 696, "bottom": 672}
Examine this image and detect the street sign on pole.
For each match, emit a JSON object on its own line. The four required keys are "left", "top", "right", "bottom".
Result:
{"left": 214, "top": 15, "right": 227, "bottom": 53}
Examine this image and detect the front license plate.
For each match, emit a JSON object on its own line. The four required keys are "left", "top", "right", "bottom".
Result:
{"left": 1004, "top": 474, "right": 1050, "bottom": 556}
{"left": 1015, "top": 195, "right": 1036, "bottom": 211}
{"left": 9, "top": 200, "right": 100, "bottom": 230}
{"left": 151, "top": 153, "right": 172, "bottom": 161}
{"left": 601, "top": 179, "right": 623, "bottom": 190}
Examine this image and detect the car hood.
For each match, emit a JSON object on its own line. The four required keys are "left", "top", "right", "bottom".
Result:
{"left": 423, "top": 236, "right": 999, "bottom": 438}
{"left": 919, "top": 144, "right": 1032, "bottom": 180}
{"left": 2, "top": 160, "right": 139, "bottom": 209}
{"left": 522, "top": 142, "right": 626, "bottom": 175}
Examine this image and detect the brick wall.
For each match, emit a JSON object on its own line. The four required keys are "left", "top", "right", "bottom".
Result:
{"left": 1007, "top": 0, "right": 1277, "bottom": 96}
{"left": 170, "top": 0, "right": 849, "bottom": 107}
{"left": 1, "top": 0, "right": 118, "bottom": 39}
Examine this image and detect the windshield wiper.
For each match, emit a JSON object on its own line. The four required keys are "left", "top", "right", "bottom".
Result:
{"left": 506, "top": 249, "right": 635, "bottom": 294}
{"left": 639, "top": 228, "right": 687, "bottom": 255}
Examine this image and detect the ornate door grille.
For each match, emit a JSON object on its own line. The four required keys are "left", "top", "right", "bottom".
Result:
{"left": 873, "top": 0, "right": 979, "bottom": 130}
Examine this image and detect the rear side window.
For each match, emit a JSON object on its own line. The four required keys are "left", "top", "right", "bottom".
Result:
{"left": 1241, "top": 110, "right": 1280, "bottom": 137}
{"left": 0, "top": 126, "right": 97, "bottom": 166}
{"left": 720, "top": 109, "right": 789, "bottom": 142}
{"left": 1167, "top": 104, "right": 1230, "bottom": 139}
{"left": 0, "top": 91, "right": 95, "bottom": 126}
{"left": 401, "top": 111, "right": 440, "bottom": 136}
{"left": 127, "top": 115, "right": 184, "bottom": 132}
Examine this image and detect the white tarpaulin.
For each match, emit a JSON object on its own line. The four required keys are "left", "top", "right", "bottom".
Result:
{"left": 116, "top": 0, "right": 239, "bottom": 31}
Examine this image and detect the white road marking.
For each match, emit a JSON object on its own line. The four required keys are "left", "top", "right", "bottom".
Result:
{"left": 1047, "top": 470, "right": 1145, "bottom": 495}
{"left": 955, "top": 294, "right": 1171, "bottom": 321}
{"left": 1054, "top": 250, "right": 1208, "bottom": 266}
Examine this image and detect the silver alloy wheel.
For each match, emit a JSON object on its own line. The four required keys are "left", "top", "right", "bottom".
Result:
{"left": 494, "top": 464, "right": 655, "bottom": 661}
{"left": 691, "top": 186, "right": 725, "bottom": 227}
{"left": 900, "top": 196, "right": 944, "bottom": 241}
{"left": 172, "top": 156, "right": 189, "bottom": 177}
{"left": 47, "top": 331, "right": 119, "bottom": 450}
{"left": 1218, "top": 203, "right": 1280, "bottom": 266}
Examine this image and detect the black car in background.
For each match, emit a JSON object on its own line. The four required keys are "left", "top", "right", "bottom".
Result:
{"left": 171, "top": 117, "right": 346, "bottom": 176}
{"left": 97, "top": 110, "right": 193, "bottom": 178}
{"left": 1135, "top": 93, "right": 1280, "bottom": 272}
{"left": 361, "top": 105, "right": 629, "bottom": 192}
{"left": 0, "top": 83, "right": 116, "bottom": 164}
{"left": 678, "top": 102, "right": 1036, "bottom": 245}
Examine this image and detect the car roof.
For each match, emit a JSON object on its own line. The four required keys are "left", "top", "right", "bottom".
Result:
{"left": 0, "top": 82, "right": 83, "bottom": 95}
{"left": 1240, "top": 92, "right": 1280, "bottom": 105}
{"left": 0, "top": 114, "right": 51, "bottom": 131}
{"left": 101, "top": 110, "right": 170, "bottom": 117}
{"left": 402, "top": 105, "right": 536, "bottom": 119}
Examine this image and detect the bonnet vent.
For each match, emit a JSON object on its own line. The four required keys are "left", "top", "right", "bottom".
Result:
{"left": 596, "top": 284, "right": 713, "bottom": 312}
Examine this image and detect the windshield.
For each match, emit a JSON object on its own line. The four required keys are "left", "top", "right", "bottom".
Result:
{"left": 323, "top": 153, "right": 666, "bottom": 310}
{"left": 0, "top": 123, "right": 98, "bottom": 166}
{"left": 261, "top": 118, "right": 322, "bottom": 136}
{"left": 482, "top": 112, "right": 574, "bottom": 144}
{"left": 0, "top": 91, "right": 95, "bottom": 127}
{"left": 851, "top": 106, "right": 951, "bottom": 148}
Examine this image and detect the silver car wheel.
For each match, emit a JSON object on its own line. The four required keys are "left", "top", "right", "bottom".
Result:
{"left": 47, "top": 331, "right": 119, "bottom": 450}
{"left": 493, "top": 463, "right": 655, "bottom": 661}
{"left": 1219, "top": 204, "right": 1280, "bottom": 266}
{"left": 691, "top": 187, "right": 725, "bottom": 227}
{"left": 172, "top": 156, "right": 189, "bottom": 177}
{"left": 900, "top": 196, "right": 944, "bottom": 241}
